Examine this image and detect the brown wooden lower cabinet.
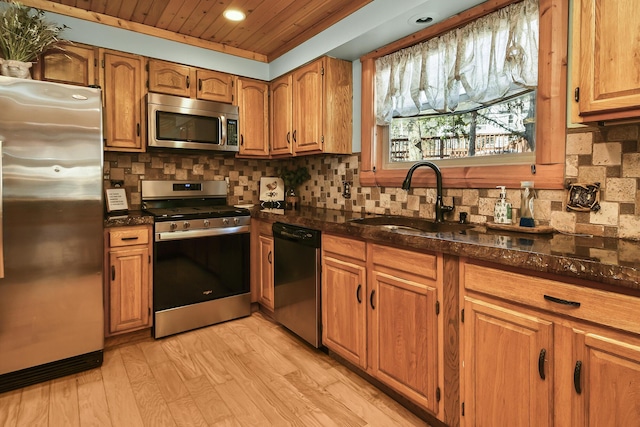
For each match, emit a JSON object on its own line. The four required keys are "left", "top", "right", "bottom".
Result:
{"left": 104, "top": 225, "right": 153, "bottom": 337}
{"left": 322, "top": 234, "right": 444, "bottom": 420}
{"left": 461, "top": 260, "right": 640, "bottom": 427}
{"left": 250, "top": 219, "right": 275, "bottom": 314}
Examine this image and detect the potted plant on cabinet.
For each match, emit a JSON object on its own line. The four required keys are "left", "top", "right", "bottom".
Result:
{"left": 0, "top": 1, "right": 68, "bottom": 79}
{"left": 279, "top": 166, "right": 311, "bottom": 209}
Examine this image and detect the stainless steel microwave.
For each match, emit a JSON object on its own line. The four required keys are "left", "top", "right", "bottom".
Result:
{"left": 147, "top": 92, "right": 239, "bottom": 152}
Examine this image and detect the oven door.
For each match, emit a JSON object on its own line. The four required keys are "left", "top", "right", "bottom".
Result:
{"left": 153, "top": 228, "right": 250, "bottom": 338}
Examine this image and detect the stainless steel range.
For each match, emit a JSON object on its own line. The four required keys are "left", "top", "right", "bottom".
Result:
{"left": 142, "top": 180, "right": 251, "bottom": 338}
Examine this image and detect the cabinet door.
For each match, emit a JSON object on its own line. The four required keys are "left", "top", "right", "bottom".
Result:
{"left": 102, "top": 50, "right": 145, "bottom": 151}
{"left": 197, "top": 69, "right": 235, "bottom": 103}
{"left": 258, "top": 234, "right": 274, "bottom": 310}
{"left": 236, "top": 77, "right": 269, "bottom": 157}
{"left": 463, "top": 297, "right": 553, "bottom": 427}
{"left": 270, "top": 74, "right": 293, "bottom": 156}
{"left": 34, "top": 44, "right": 97, "bottom": 86}
{"left": 148, "top": 59, "right": 195, "bottom": 98}
{"left": 369, "top": 264, "right": 439, "bottom": 412}
{"left": 292, "top": 59, "right": 323, "bottom": 154}
{"left": 108, "top": 246, "right": 150, "bottom": 335}
{"left": 572, "top": 330, "right": 640, "bottom": 427}
{"left": 574, "top": 0, "right": 640, "bottom": 118}
{"left": 322, "top": 255, "right": 367, "bottom": 368}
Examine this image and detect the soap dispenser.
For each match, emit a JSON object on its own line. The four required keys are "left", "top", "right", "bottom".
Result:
{"left": 494, "top": 186, "right": 512, "bottom": 224}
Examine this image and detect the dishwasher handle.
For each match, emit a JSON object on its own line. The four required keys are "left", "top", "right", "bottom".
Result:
{"left": 272, "top": 222, "right": 321, "bottom": 248}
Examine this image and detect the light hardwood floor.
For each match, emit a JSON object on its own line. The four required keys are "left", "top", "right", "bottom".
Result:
{"left": 0, "top": 313, "right": 430, "bottom": 426}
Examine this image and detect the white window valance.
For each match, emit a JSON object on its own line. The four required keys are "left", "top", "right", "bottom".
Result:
{"left": 375, "top": 0, "right": 539, "bottom": 125}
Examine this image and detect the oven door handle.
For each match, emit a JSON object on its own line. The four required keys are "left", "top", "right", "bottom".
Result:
{"left": 155, "top": 225, "right": 249, "bottom": 241}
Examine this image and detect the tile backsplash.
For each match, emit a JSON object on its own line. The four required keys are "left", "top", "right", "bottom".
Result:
{"left": 105, "top": 124, "right": 640, "bottom": 240}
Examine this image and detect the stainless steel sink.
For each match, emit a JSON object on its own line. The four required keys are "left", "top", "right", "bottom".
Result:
{"left": 348, "top": 216, "right": 474, "bottom": 234}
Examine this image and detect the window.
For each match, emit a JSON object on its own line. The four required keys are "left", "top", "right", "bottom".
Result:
{"left": 359, "top": 0, "right": 568, "bottom": 189}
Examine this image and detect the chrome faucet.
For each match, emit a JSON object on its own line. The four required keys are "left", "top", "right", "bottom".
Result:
{"left": 402, "top": 161, "right": 454, "bottom": 223}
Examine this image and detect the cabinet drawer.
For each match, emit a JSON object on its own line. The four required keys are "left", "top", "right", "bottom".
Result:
{"left": 369, "top": 243, "right": 437, "bottom": 281}
{"left": 323, "top": 234, "right": 366, "bottom": 261}
{"left": 108, "top": 227, "right": 149, "bottom": 248}
{"left": 463, "top": 262, "right": 640, "bottom": 334}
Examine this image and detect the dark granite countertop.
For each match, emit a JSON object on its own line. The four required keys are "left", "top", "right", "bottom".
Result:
{"left": 252, "top": 206, "right": 640, "bottom": 293}
{"left": 104, "top": 211, "right": 154, "bottom": 228}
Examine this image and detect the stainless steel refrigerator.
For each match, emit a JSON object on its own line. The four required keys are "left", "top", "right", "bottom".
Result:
{"left": 0, "top": 76, "right": 104, "bottom": 393}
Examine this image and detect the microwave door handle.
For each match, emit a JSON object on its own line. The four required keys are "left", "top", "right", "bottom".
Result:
{"left": 0, "top": 140, "right": 4, "bottom": 279}
{"left": 221, "top": 115, "right": 227, "bottom": 146}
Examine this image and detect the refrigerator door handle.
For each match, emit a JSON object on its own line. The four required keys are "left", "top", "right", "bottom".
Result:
{"left": 0, "top": 139, "right": 3, "bottom": 279}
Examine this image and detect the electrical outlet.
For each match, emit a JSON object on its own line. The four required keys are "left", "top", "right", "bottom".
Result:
{"left": 342, "top": 181, "right": 352, "bottom": 199}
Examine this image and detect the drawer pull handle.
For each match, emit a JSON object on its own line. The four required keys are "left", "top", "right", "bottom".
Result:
{"left": 538, "top": 348, "right": 546, "bottom": 380}
{"left": 543, "top": 294, "right": 581, "bottom": 307}
{"left": 356, "top": 284, "right": 362, "bottom": 303}
{"left": 370, "top": 289, "right": 376, "bottom": 309}
{"left": 186, "top": 75, "right": 190, "bottom": 88}
{"left": 574, "top": 360, "right": 582, "bottom": 394}
{"left": 111, "top": 265, "right": 115, "bottom": 281}
{"left": 121, "top": 236, "right": 139, "bottom": 241}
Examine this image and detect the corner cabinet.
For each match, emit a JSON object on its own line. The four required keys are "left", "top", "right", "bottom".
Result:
{"left": 571, "top": 0, "right": 640, "bottom": 123}
{"left": 100, "top": 49, "right": 146, "bottom": 152}
{"left": 271, "top": 57, "right": 353, "bottom": 156}
{"left": 33, "top": 43, "right": 98, "bottom": 87}
{"left": 321, "top": 234, "right": 444, "bottom": 418}
{"left": 460, "top": 260, "right": 640, "bottom": 427}
{"left": 147, "top": 59, "right": 235, "bottom": 103}
{"left": 236, "top": 77, "right": 270, "bottom": 157}
{"left": 104, "top": 225, "right": 153, "bottom": 337}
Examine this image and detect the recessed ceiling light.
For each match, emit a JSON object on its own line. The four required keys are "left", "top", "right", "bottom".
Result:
{"left": 223, "top": 9, "right": 246, "bottom": 22}
{"left": 408, "top": 12, "right": 438, "bottom": 26}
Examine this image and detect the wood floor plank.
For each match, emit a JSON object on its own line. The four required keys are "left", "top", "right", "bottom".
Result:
{"left": 77, "top": 379, "right": 112, "bottom": 427}
{"left": 225, "top": 319, "right": 298, "bottom": 376}
{"left": 101, "top": 349, "right": 145, "bottom": 427}
{"left": 166, "top": 395, "right": 208, "bottom": 427}
{"left": 284, "top": 370, "right": 368, "bottom": 427}
{"left": 120, "top": 345, "right": 177, "bottom": 427}
{"left": 325, "top": 380, "right": 428, "bottom": 427}
{"left": 191, "top": 349, "right": 234, "bottom": 385}
{"left": 76, "top": 367, "right": 103, "bottom": 386}
{"left": 183, "top": 375, "right": 233, "bottom": 425}
{"left": 15, "top": 382, "right": 50, "bottom": 427}
{"left": 138, "top": 338, "right": 171, "bottom": 367}
{"left": 48, "top": 376, "right": 80, "bottom": 427}
{"left": 149, "top": 361, "right": 190, "bottom": 403}
{"left": 0, "top": 388, "right": 22, "bottom": 427}
{"left": 213, "top": 379, "right": 272, "bottom": 425}
{"left": 194, "top": 325, "right": 234, "bottom": 356}
{"left": 161, "top": 336, "right": 204, "bottom": 381}
{"left": 208, "top": 321, "right": 251, "bottom": 355}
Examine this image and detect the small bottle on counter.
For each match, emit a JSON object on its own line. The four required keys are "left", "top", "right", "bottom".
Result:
{"left": 494, "top": 186, "right": 512, "bottom": 224}
{"left": 519, "top": 181, "right": 536, "bottom": 227}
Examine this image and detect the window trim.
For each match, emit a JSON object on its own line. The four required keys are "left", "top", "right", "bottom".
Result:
{"left": 359, "top": 0, "right": 568, "bottom": 190}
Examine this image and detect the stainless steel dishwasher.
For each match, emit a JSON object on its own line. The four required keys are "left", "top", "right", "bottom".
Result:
{"left": 272, "top": 222, "right": 322, "bottom": 348}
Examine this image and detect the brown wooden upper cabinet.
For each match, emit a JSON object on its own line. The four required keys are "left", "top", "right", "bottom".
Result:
{"left": 100, "top": 49, "right": 146, "bottom": 152}
{"left": 147, "top": 59, "right": 235, "bottom": 103}
{"left": 270, "top": 56, "right": 353, "bottom": 156}
{"left": 236, "top": 77, "right": 270, "bottom": 157}
{"left": 33, "top": 43, "right": 98, "bottom": 87}
{"left": 572, "top": 0, "right": 640, "bottom": 123}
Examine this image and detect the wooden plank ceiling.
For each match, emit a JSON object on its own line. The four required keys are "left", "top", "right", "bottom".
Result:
{"left": 16, "top": 0, "right": 374, "bottom": 62}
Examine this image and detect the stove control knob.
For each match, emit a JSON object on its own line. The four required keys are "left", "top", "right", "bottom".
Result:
{"left": 222, "top": 218, "right": 230, "bottom": 226}
{"left": 233, "top": 217, "right": 240, "bottom": 225}
{"left": 203, "top": 219, "right": 210, "bottom": 228}
{"left": 169, "top": 222, "right": 177, "bottom": 231}
{"left": 183, "top": 221, "right": 190, "bottom": 230}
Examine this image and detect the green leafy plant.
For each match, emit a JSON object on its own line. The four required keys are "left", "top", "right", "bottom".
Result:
{"left": 0, "top": 1, "right": 68, "bottom": 62}
{"left": 279, "top": 166, "right": 311, "bottom": 191}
